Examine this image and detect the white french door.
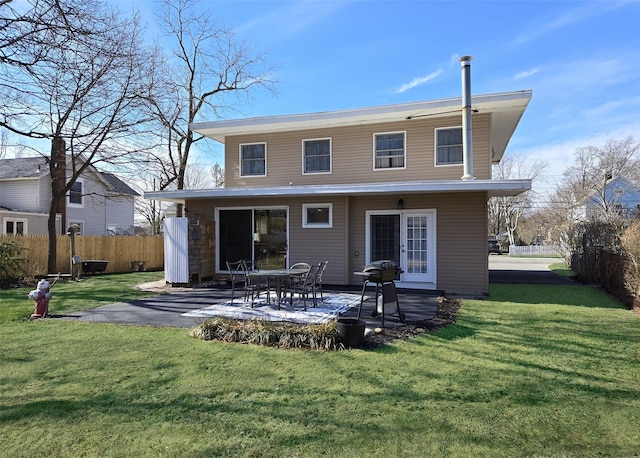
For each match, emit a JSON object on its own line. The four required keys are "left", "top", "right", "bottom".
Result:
{"left": 401, "top": 213, "right": 435, "bottom": 284}
{"left": 367, "top": 210, "right": 436, "bottom": 288}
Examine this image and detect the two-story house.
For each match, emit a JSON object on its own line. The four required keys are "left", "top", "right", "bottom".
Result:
{"left": 0, "top": 156, "right": 138, "bottom": 236}
{"left": 145, "top": 89, "right": 532, "bottom": 295}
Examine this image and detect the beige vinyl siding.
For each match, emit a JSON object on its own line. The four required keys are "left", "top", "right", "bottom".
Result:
{"left": 434, "top": 192, "right": 488, "bottom": 295}
{"left": 185, "top": 197, "right": 349, "bottom": 285}
{"left": 288, "top": 196, "right": 348, "bottom": 285}
{"left": 224, "top": 113, "right": 493, "bottom": 188}
{"left": 348, "top": 192, "right": 488, "bottom": 295}
{"left": 185, "top": 191, "right": 489, "bottom": 294}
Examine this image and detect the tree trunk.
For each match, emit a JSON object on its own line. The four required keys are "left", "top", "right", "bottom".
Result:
{"left": 47, "top": 136, "right": 66, "bottom": 273}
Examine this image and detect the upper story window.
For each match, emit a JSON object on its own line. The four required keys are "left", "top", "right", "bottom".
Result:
{"left": 436, "top": 127, "right": 463, "bottom": 165}
{"left": 240, "top": 143, "right": 266, "bottom": 177}
{"left": 374, "top": 132, "right": 405, "bottom": 170}
{"left": 69, "top": 179, "right": 83, "bottom": 206}
{"left": 303, "top": 138, "right": 331, "bottom": 174}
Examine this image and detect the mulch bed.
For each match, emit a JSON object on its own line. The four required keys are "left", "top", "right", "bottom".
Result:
{"left": 360, "top": 296, "right": 462, "bottom": 349}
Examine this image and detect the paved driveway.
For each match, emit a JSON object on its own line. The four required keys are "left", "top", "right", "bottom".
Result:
{"left": 489, "top": 256, "right": 577, "bottom": 285}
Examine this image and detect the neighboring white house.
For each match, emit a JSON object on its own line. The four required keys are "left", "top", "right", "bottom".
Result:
{"left": 577, "top": 176, "right": 640, "bottom": 221}
{"left": 0, "top": 156, "right": 138, "bottom": 235}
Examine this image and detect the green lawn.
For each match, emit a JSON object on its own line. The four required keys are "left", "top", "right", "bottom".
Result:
{"left": 1, "top": 274, "right": 638, "bottom": 457}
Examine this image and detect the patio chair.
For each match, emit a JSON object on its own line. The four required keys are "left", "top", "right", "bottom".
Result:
{"left": 314, "top": 261, "right": 328, "bottom": 302}
{"left": 226, "top": 261, "right": 246, "bottom": 305}
{"left": 241, "top": 260, "right": 270, "bottom": 307}
{"left": 285, "top": 263, "right": 320, "bottom": 311}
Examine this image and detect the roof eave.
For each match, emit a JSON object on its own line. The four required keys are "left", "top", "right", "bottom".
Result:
{"left": 144, "top": 179, "right": 532, "bottom": 202}
{"left": 191, "top": 90, "right": 532, "bottom": 147}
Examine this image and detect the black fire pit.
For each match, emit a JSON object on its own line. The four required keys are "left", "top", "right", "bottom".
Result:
{"left": 82, "top": 260, "right": 109, "bottom": 275}
{"left": 354, "top": 260, "right": 405, "bottom": 327}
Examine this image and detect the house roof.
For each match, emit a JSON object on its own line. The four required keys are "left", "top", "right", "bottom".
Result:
{"left": 99, "top": 172, "right": 139, "bottom": 196}
{"left": 191, "top": 90, "right": 532, "bottom": 163}
{"left": 144, "top": 179, "right": 532, "bottom": 203}
{"left": 0, "top": 157, "right": 138, "bottom": 196}
{"left": 0, "top": 157, "right": 49, "bottom": 180}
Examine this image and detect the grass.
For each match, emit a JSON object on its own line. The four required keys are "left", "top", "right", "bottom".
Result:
{"left": 548, "top": 261, "right": 575, "bottom": 278}
{"left": 0, "top": 271, "right": 164, "bottom": 321}
{"left": 1, "top": 274, "right": 639, "bottom": 457}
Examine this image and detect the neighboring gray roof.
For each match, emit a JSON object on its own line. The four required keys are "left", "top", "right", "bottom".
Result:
{"left": 0, "top": 157, "right": 138, "bottom": 196}
{"left": 191, "top": 90, "right": 532, "bottom": 163}
{"left": 145, "top": 179, "right": 532, "bottom": 203}
{"left": 0, "top": 157, "right": 49, "bottom": 179}
{"left": 100, "top": 172, "right": 139, "bottom": 196}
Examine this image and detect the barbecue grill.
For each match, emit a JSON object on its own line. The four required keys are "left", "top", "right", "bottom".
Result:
{"left": 354, "top": 260, "right": 405, "bottom": 327}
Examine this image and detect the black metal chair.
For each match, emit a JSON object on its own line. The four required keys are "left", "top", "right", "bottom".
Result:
{"left": 285, "top": 263, "right": 320, "bottom": 311}
{"left": 226, "top": 261, "right": 246, "bottom": 305}
{"left": 314, "top": 261, "right": 328, "bottom": 302}
{"left": 241, "top": 260, "right": 270, "bottom": 307}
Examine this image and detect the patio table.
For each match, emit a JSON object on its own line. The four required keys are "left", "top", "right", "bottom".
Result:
{"left": 247, "top": 269, "right": 309, "bottom": 308}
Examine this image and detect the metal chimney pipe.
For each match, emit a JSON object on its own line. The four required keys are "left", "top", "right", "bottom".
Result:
{"left": 459, "top": 55, "right": 475, "bottom": 180}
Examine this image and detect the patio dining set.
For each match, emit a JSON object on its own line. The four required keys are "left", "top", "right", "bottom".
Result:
{"left": 225, "top": 260, "right": 329, "bottom": 310}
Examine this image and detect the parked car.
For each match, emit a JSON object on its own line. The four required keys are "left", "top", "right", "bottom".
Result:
{"left": 488, "top": 238, "right": 502, "bottom": 255}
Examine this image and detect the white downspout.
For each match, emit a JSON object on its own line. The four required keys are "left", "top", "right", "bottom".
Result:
{"left": 460, "top": 55, "right": 475, "bottom": 180}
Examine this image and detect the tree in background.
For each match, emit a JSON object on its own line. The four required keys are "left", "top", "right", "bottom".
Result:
{"left": 523, "top": 137, "right": 640, "bottom": 263}
{"left": 142, "top": 0, "right": 273, "bottom": 216}
{"left": 0, "top": 0, "right": 156, "bottom": 272}
{"left": 488, "top": 155, "right": 547, "bottom": 246}
{"left": 561, "top": 137, "right": 640, "bottom": 220}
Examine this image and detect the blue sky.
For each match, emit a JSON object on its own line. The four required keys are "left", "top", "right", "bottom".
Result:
{"left": 114, "top": 1, "right": 640, "bottom": 198}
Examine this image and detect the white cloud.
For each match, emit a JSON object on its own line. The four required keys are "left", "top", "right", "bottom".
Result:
{"left": 395, "top": 70, "right": 443, "bottom": 94}
{"left": 394, "top": 54, "right": 459, "bottom": 94}
{"left": 513, "top": 68, "right": 540, "bottom": 81}
{"left": 235, "top": 1, "right": 347, "bottom": 41}
{"left": 512, "top": 1, "right": 628, "bottom": 47}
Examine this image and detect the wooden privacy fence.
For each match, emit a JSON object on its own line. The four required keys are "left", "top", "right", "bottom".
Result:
{"left": 0, "top": 235, "right": 164, "bottom": 277}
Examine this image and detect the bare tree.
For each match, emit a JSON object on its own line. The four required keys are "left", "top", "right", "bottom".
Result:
{"left": 562, "top": 137, "right": 640, "bottom": 220}
{"left": 143, "top": 0, "right": 274, "bottom": 215}
{"left": 211, "top": 163, "right": 224, "bottom": 188}
{"left": 0, "top": 0, "right": 157, "bottom": 272}
{"left": 488, "top": 155, "right": 547, "bottom": 246}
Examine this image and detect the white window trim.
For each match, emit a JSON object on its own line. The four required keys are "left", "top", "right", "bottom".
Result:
{"left": 373, "top": 131, "right": 406, "bottom": 171}
{"left": 302, "top": 203, "right": 333, "bottom": 228}
{"left": 301, "top": 137, "right": 332, "bottom": 175}
{"left": 239, "top": 142, "right": 267, "bottom": 177}
{"left": 3, "top": 217, "right": 28, "bottom": 235}
{"left": 68, "top": 178, "right": 84, "bottom": 207}
{"left": 434, "top": 126, "right": 463, "bottom": 167}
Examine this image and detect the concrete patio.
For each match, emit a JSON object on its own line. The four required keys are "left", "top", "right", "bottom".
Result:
{"left": 57, "top": 282, "right": 443, "bottom": 330}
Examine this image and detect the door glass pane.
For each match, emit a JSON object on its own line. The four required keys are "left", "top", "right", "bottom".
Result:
{"left": 370, "top": 215, "right": 400, "bottom": 266}
{"left": 219, "top": 210, "right": 253, "bottom": 268}
{"left": 254, "top": 209, "right": 287, "bottom": 269}
{"left": 406, "top": 216, "right": 428, "bottom": 274}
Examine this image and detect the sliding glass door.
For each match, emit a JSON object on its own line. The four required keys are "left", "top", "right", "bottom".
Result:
{"left": 218, "top": 207, "right": 288, "bottom": 271}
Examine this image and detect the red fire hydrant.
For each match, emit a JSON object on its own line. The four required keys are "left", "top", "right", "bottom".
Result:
{"left": 28, "top": 279, "right": 52, "bottom": 320}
